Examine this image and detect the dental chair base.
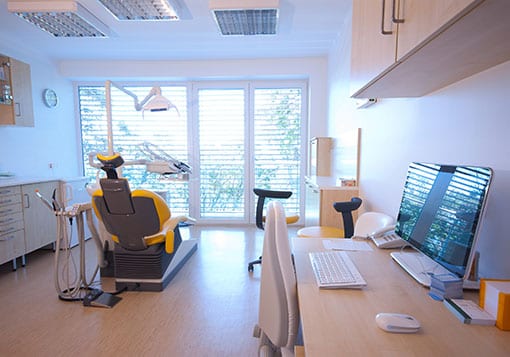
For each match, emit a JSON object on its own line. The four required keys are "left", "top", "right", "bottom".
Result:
{"left": 115, "top": 238, "right": 197, "bottom": 292}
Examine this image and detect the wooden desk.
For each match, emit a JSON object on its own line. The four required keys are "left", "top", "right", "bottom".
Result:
{"left": 292, "top": 238, "right": 510, "bottom": 356}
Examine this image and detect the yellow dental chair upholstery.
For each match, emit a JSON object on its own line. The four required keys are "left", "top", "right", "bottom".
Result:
{"left": 92, "top": 153, "right": 197, "bottom": 291}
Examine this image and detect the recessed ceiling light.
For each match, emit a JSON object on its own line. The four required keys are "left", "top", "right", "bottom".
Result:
{"left": 98, "top": 0, "right": 181, "bottom": 21}
{"left": 7, "top": 0, "right": 110, "bottom": 37}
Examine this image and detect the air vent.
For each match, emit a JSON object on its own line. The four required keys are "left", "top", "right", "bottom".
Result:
{"left": 210, "top": 0, "right": 279, "bottom": 36}
{"left": 7, "top": 0, "right": 110, "bottom": 37}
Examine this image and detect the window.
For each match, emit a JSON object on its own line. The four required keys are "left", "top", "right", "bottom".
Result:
{"left": 78, "top": 80, "right": 307, "bottom": 223}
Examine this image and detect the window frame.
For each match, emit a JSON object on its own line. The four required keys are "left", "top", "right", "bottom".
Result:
{"left": 74, "top": 79, "right": 308, "bottom": 225}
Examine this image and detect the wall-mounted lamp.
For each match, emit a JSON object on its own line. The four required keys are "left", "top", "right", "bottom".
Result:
{"left": 356, "top": 98, "right": 378, "bottom": 109}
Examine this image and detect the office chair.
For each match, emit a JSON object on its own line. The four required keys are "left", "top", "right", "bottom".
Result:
{"left": 297, "top": 197, "right": 362, "bottom": 238}
{"left": 254, "top": 201, "right": 300, "bottom": 357}
{"left": 91, "top": 153, "right": 197, "bottom": 291}
{"left": 248, "top": 188, "right": 299, "bottom": 272}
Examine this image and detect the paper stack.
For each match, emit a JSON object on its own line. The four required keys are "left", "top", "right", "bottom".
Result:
{"left": 429, "top": 273, "right": 463, "bottom": 301}
{"left": 444, "top": 298, "right": 496, "bottom": 325}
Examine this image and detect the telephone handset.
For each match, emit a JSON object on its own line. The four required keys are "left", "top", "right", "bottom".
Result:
{"left": 370, "top": 225, "right": 396, "bottom": 239}
{"left": 370, "top": 225, "right": 408, "bottom": 249}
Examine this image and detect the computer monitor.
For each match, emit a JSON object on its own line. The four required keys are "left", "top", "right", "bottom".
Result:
{"left": 390, "top": 162, "right": 492, "bottom": 288}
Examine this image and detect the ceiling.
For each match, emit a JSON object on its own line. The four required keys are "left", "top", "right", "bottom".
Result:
{"left": 0, "top": 0, "right": 351, "bottom": 62}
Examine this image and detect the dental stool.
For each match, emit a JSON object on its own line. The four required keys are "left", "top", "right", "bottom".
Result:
{"left": 92, "top": 153, "right": 197, "bottom": 291}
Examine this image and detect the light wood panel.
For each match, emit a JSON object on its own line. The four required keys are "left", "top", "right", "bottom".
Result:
{"left": 396, "top": 0, "right": 478, "bottom": 59}
{"left": 293, "top": 238, "right": 510, "bottom": 356}
{"left": 0, "top": 226, "right": 278, "bottom": 356}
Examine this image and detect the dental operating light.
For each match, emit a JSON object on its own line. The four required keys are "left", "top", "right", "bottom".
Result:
{"left": 104, "top": 80, "right": 178, "bottom": 155}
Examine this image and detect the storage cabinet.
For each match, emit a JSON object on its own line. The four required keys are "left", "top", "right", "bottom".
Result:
{"left": 22, "top": 181, "right": 58, "bottom": 252}
{"left": 304, "top": 177, "right": 359, "bottom": 231}
{"left": 0, "top": 181, "right": 58, "bottom": 269}
{"left": 0, "top": 55, "right": 34, "bottom": 126}
{"left": 351, "top": 0, "right": 510, "bottom": 98}
{"left": 0, "top": 186, "right": 25, "bottom": 267}
{"left": 309, "top": 137, "right": 332, "bottom": 177}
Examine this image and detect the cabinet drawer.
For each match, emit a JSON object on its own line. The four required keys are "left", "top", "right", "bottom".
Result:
{"left": 0, "top": 219, "right": 23, "bottom": 235}
{"left": 0, "top": 209, "right": 23, "bottom": 225}
{"left": 0, "top": 186, "right": 21, "bottom": 198}
{"left": 0, "top": 202, "right": 22, "bottom": 217}
{"left": 0, "top": 229, "right": 25, "bottom": 265}
{"left": 0, "top": 193, "right": 22, "bottom": 207}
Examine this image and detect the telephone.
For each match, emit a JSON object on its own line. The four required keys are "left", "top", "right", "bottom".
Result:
{"left": 369, "top": 226, "right": 408, "bottom": 249}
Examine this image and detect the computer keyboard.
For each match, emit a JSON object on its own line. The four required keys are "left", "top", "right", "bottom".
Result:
{"left": 309, "top": 251, "right": 367, "bottom": 289}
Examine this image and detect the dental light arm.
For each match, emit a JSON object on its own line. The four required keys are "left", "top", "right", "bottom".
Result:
{"left": 104, "top": 80, "right": 179, "bottom": 155}
{"left": 88, "top": 141, "right": 191, "bottom": 177}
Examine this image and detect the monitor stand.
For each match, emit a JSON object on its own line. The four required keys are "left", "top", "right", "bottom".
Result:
{"left": 390, "top": 249, "right": 479, "bottom": 289}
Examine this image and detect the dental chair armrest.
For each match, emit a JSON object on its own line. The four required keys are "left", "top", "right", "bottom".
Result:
{"left": 162, "top": 216, "right": 195, "bottom": 253}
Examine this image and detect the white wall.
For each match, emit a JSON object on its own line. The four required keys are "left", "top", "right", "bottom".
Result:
{"left": 0, "top": 38, "right": 81, "bottom": 178}
{"left": 328, "top": 12, "right": 510, "bottom": 279}
{"left": 0, "top": 42, "right": 329, "bottom": 179}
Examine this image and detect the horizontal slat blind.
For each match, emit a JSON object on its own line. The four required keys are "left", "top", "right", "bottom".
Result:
{"left": 198, "top": 88, "right": 245, "bottom": 218}
{"left": 78, "top": 85, "right": 189, "bottom": 215}
{"left": 253, "top": 88, "right": 301, "bottom": 215}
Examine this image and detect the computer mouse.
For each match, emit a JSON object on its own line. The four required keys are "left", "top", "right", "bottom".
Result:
{"left": 375, "top": 313, "right": 421, "bottom": 333}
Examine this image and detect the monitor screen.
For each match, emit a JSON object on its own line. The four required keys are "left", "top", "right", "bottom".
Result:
{"left": 395, "top": 162, "right": 492, "bottom": 279}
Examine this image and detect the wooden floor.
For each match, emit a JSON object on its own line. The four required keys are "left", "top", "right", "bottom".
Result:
{"left": 0, "top": 225, "right": 289, "bottom": 356}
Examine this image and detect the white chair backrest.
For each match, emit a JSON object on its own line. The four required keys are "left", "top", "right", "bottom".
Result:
{"left": 258, "top": 201, "right": 299, "bottom": 356}
{"left": 353, "top": 212, "right": 395, "bottom": 238}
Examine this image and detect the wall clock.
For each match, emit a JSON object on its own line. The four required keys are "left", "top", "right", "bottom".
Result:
{"left": 43, "top": 88, "right": 58, "bottom": 108}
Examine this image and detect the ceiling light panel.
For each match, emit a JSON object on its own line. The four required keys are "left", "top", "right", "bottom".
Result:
{"left": 7, "top": 0, "right": 110, "bottom": 37}
{"left": 209, "top": 0, "right": 279, "bottom": 36}
{"left": 98, "top": 0, "right": 179, "bottom": 20}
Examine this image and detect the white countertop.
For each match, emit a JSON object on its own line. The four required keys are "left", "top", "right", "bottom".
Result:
{"left": 0, "top": 176, "right": 87, "bottom": 188}
{"left": 305, "top": 175, "right": 358, "bottom": 190}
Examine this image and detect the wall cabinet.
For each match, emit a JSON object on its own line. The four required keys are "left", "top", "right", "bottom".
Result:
{"left": 0, "top": 55, "right": 34, "bottom": 126}
{"left": 351, "top": 0, "right": 510, "bottom": 98}
{"left": 0, "top": 181, "right": 58, "bottom": 269}
{"left": 304, "top": 177, "right": 359, "bottom": 231}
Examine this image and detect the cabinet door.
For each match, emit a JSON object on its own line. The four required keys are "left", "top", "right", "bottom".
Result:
{"left": 305, "top": 183, "right": 320, "bottom": 226}
{"left": 350, "top": 0, "right": 398, "bottom": 95}
{"left": 396, "top": 0, "right": 481, "bottom": 60}
{"left": 319, "top": 189, "right": 359, "bottom": 229}
{"left": 0, "top": 56, "right": 14, "bottom": 125}
{"left": 10, "top": 58, "right": 34, "bottom": 127}
{"left": 22, "top": 181, "right": 58, "bottom": 252}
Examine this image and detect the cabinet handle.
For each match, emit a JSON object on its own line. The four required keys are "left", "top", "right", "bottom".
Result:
{"left": 0, "top": 217, "right": 15, "bottom": 224}
{"left": 381, "top": 0, "right": 393, "bottom": 35}
{"left": 0, "top": 234, "right": 15, "bottom": 242}
{"left": 0, "top": 226, "right": 16, "bottom": 234}
{"left": 15, "top": 102, "right": 21, "bottom": 117}
{"left": 0, "top": 208, "right": 14, "bottom": 215}
{"left": 23, "top": 193, "right": 30, "bottom": 208}
{"left": 392, "top": 0, "right": 404, "bottom": 23}
{"left": 0, "top": 199, "right": 13, "bottom": 205}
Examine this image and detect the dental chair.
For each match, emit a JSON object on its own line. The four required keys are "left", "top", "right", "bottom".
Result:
{"left": 91, "top": 153, "right": 197, "bottom": 291}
